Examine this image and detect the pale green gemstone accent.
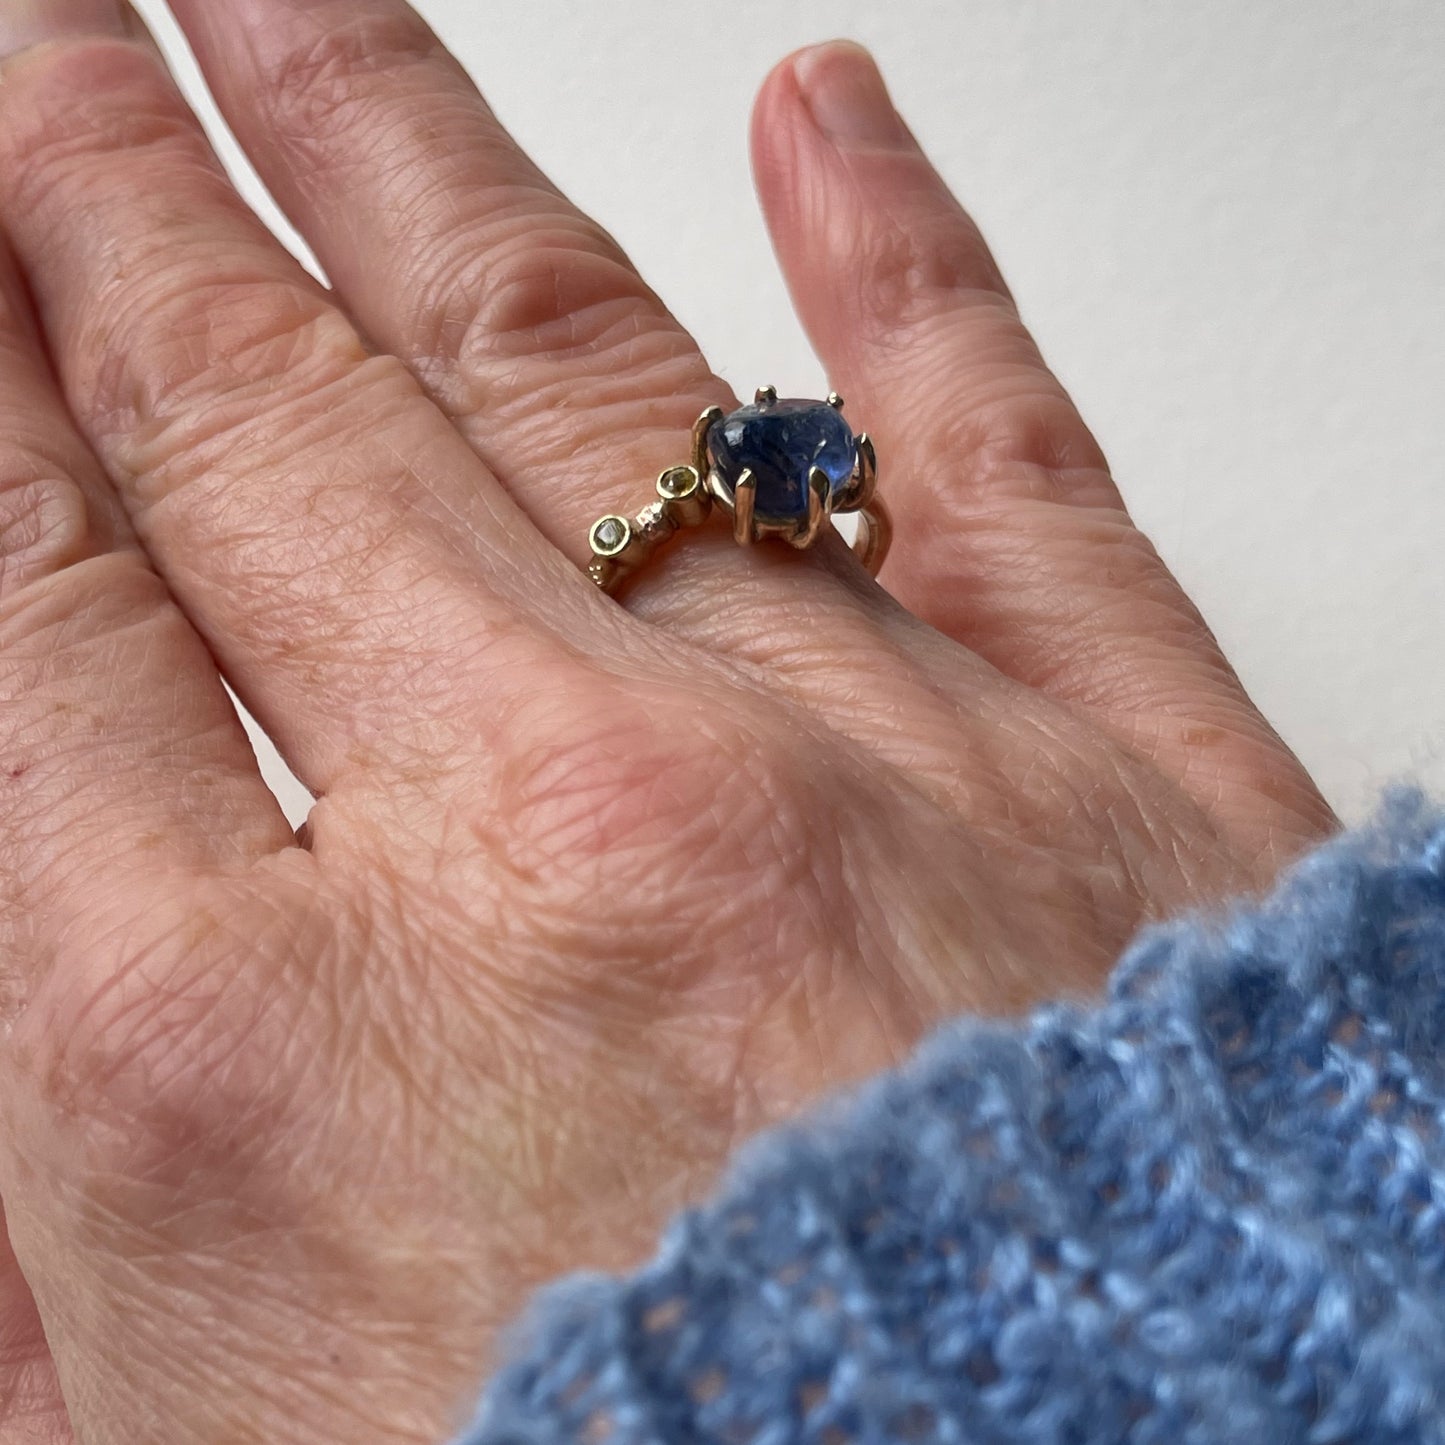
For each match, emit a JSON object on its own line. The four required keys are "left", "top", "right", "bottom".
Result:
{"left": 658, "top": 466, "right": 697, "bottom": 498}
{"left": 592, "top": 517, "right": 630, "bottom": 553}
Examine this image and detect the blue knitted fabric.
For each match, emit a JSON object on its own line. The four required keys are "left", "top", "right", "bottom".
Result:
{"left": 455, "top": 796, "right": 1445, "bottom": 1444}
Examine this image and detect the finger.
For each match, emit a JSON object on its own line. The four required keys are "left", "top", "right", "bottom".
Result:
{"left": 0, "top": 1200, "right": 69, "bottom": 1444}
{"left": 751, "top": 42, "right": 1331, "bottom": 834}
{"left": 0, "top": 227, "right": 290, "bottom": 879}
{"left": 0, "top": 16, "right": 608, "bottom": 793}
{"left": 160, "top": 0, "right": 878, "bottom": 632}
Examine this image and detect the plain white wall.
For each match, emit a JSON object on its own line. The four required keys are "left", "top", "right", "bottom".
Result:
{"left": 136, "top": 0, "right": 1445, "bottom": 826}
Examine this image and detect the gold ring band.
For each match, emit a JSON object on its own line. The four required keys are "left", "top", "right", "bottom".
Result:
{"left": 586, "top": 388, "right": 891, "bottom": 596}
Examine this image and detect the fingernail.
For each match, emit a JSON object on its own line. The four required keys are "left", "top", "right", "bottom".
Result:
{"left": 794, "top": 40, "right": 911, "bottom": 150}
{"left": 0, "top": 0, "right": 129, "bottom": 63}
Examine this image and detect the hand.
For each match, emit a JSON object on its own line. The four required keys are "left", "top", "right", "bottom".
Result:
{"left": 0, "top": 9, "right": 1332, "bottom": 1442}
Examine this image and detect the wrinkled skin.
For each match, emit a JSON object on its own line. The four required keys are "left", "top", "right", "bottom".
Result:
{"left": 0, "top": 9, "right": 1333, "bottom": 1443}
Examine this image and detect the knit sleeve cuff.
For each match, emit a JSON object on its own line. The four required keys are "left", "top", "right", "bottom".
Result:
{"left": 453, "top": 794, "right": 1445, "bottom": 1444}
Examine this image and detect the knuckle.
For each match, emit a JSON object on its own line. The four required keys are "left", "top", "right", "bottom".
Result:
{"left": 258, "top": 4, "right": 443, "bottom": 142}
{"left": 0, "top": 39, "right": 375, "bottom": 468}
{"left": 1, "top": 40, "right": 193, "bottom": 214}
{"left": 126, "top": 352, "right": 429, "bottom": 610}
{"left": 920, "top": 376, "right": 1114, "bottom": 509}
{"left": 0, "top": 552, "right": 162, "bottom": 705}
{"left": 498, "top": 683, "right": 733, "bottom": 886}
{"left": 859, "top": 204, "right": 1010, "bottom": 330}
{"left": 492, "top": 675, "right": 822, "bottom": 968}
{"left": 420, "top": 216, "right": 673, "bottom": 385}
{"left": 84, "top": 274, "right": 367, "bottom": 451}
{"left": 12, "top": 886, "right": 308, "bottom": 1195}
{"left": 0, "top": 467, "right": 92, "bottom": 595}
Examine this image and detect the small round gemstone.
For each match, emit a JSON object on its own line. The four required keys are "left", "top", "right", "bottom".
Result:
{"left": 591, "top": 516, "right": 630, "bottom": 554}
{"left": 707, "top": 398, "right": 857, "bottom": 525}
{"left": 658, "top": 466, "right": 698, "bottom": 498}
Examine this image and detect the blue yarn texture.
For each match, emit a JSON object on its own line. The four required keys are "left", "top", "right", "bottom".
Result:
{"left": 456, "top": 796, "right": 1445, "bottom": 1444}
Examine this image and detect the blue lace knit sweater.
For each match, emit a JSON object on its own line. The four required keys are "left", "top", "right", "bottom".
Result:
{"left": 454, "top": 796, "right": 1445, "bottom": 1443}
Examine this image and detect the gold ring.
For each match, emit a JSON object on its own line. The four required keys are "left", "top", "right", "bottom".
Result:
{"left": 586, "top": 387, "right": 891, "bottom": 595}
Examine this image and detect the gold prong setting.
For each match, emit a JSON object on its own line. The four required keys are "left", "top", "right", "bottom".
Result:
{"left": 692, "top": 405, "right": 724, "bottom": 479}
{"left": 836, "top": 432, "right": 877, "bottom": 513}
{"left": 731, "top": 469, "right": 757, "bottom": 547}
{"left": 793, "top": 466, "right": 833, "bottom": 549}
{"left": 586, "top": 387, "right": 889, "bottom": 594}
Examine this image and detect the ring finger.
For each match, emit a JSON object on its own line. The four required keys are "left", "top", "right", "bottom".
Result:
{"left": 160, "top": 0, "right": 900, "bottom": 641}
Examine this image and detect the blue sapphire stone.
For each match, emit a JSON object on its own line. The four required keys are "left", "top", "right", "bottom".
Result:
{"left": 707, "top": 398, "right": 857, "bottom": 525}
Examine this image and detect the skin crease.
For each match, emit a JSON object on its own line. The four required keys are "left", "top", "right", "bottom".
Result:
{"left": 0, "top": 6, "right": 1339, "bottom": 1442}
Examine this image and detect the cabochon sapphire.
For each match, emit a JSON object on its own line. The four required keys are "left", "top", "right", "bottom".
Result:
{"left": 707, "top": 398, "right": 857, "bottom": 525}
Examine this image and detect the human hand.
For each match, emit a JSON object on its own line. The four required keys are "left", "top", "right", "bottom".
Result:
{"left": 0, "top": 7, "right": 1332, "bottom": 1441}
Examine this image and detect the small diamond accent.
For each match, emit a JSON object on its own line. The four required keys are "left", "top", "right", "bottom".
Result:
{"left": 592, "top": 517, "right": 629, "bottom": 553}
{"left": 637, "top": 502, "right": 673, "bottom": 541}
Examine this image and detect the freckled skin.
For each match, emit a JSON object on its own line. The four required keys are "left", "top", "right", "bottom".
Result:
{"left": 0, "top": 19, "right": 1338, "bottom": 1445}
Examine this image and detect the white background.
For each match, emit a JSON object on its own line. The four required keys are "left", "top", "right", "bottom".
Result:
{"left": 137, "top": 0, "right": 1445, "bottom": 825}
